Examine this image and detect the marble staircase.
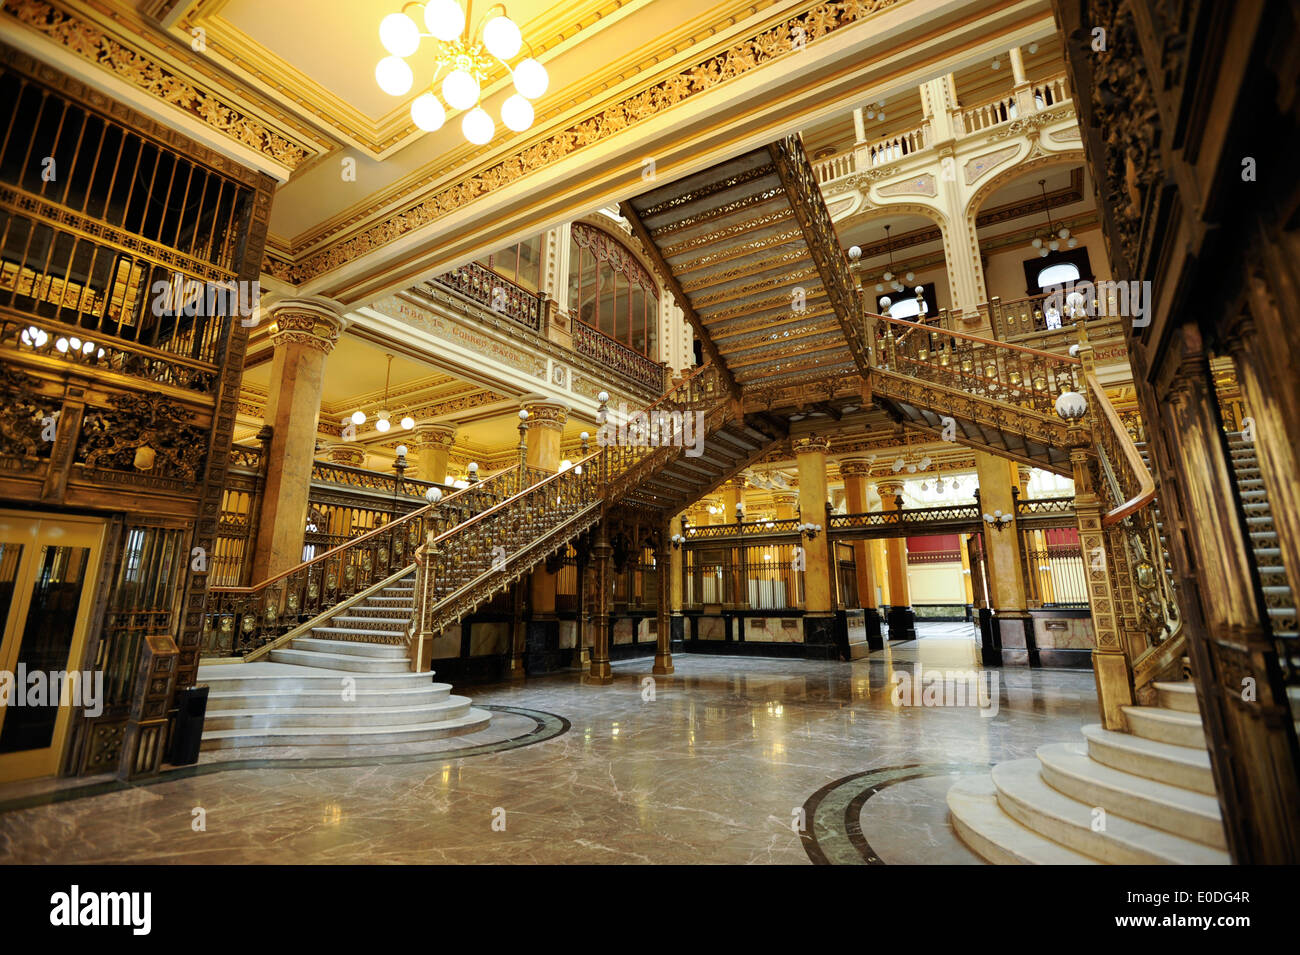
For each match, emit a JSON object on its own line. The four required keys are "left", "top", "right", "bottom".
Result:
{"left": 198, "top": 574, "right": 491, "bottom": 750}
{"left": 946, "top": 680, "right": 1231, "bottom": 864}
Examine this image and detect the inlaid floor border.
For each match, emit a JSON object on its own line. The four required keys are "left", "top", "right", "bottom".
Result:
{"left": 800, "top": 762, "right": 992, "bottom": 864}
{"left": 0, "top": 705, "right": 569, "bottom": 815}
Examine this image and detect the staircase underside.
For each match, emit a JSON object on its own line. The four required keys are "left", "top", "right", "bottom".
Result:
{"left": 624, "top": 145, "right": 859, "bottom": 397}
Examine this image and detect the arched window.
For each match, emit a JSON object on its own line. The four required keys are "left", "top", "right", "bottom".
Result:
{"left": 1036, "top": 262, "right": 1081, "bottom": 289}
{"left": 568, "top": 223, "right": 660, "bottom": 359}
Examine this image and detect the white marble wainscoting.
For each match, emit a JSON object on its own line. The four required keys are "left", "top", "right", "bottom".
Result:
{"left": 0, "top": 648, "right": 1100, "bottom": 865}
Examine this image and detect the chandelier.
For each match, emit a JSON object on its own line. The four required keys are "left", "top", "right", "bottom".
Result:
{"left": 873, "top": 225, "right": 913, "bottom": 295}
{"left": 1030, "top": 179, "right": 1078, "bottom": 256}
{"left": 375, "top": 1, "right": 549, "bottom": 145}
{"left": 349, "top": 354, "right": 416, "bottom": 434}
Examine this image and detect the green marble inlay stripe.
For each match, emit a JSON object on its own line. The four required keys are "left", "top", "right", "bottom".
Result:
{"left": 0, "top": 704, "right": 567, "bottom": 815}
{"left": 801, "top": 762, "right": 990, "bottom": 865}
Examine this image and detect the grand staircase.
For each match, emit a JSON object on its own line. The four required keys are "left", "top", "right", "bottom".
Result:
{"left": 948, "top": 680, "right": 1229, "bottom": 864}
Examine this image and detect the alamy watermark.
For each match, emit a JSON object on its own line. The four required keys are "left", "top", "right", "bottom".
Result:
{"left": 0, "top": 666, "right": 103, "bottom": 718}
{"left": 150, "top": 272, "right": 260, "bottom": 326}
{"left": 890, "top": 663, "right": 999, "bottom": 717}
{"left": 1042, "top": 279, "right": 1153, "bottom": 328}
{"left": 596, "top": 402, "right": 705, "bottom": 457}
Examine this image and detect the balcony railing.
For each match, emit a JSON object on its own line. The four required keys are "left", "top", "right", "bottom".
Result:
{"left": 572, "top": 317, "right": 667, "bottom": 392}
{"left": 432, "top": 261, "right": 542, "bottom": 331}
{"left": 814, "top": 74, "right": 1072, "bottom": 188}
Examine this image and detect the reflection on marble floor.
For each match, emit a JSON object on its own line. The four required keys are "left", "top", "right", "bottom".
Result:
{"left": 0, "top": 645, "right": 1099, "bottom": 864}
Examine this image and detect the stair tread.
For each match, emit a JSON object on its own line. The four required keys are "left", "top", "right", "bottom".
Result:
{"left": 1038, "top": 741, "right": 1221, "bottom": 822}
{"left": 206, "top": 697, "right": 471, "bottom": 718}
{"left": 991, "top": 758, "right": 1229, "bottom": 864}
{"left": 947, "top": 775, "right": 1098, "bottom": 865}
{"left": 202, "top": 708, "right": 492, "bottom": 740}
{"left": 207, "top": 683, "right": 450, "bottom": 701}
{"left": 1122, "top": 705, "right": 1201, "bottom": 727}
{"left": 1082, "top": 723, "right": 1210, "bottom": 770}
{"left": 198, "top": 663, "right": 434, "bottom": 682}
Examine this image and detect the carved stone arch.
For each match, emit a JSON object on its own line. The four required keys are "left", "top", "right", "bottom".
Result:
{"left": 963, "top": 148, "right": 1087, "bottom": 222}
{"left": 836, "top": 201, "right": 949, "bottom": 233}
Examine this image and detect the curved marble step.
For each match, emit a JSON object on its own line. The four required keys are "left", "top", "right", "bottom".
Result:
{"left": 269, "top": 647, "right": 410, "bottom": 673}
{"left": 203, "top": 696, "right": 473, "bottom": 731}
{"left": 947, "top": 775, "right": 1096, "bottom": 865}
{"left": 1037, "top": 742, "right": 1226, "bottom": 849}
{"left": 1152, "top": 681, "right": 1199, "bottom": 714}
{"left": 197, "top": 663, "right": 437, "bottom": 693}
{"left": 991, "top": 759, "right": 1229, "bottom": 864}
{"left": 292, "top": 636, "right": 408, "bottom": 658}
{"left": 1122, "top": 705, "right": 1206, "bottom": 748}
{"left": 200, "top": 707, "right": 493, "bottom": 750}
{"left": 206, "top": 682, "right": 452, "bottom": 712}
{"left": 1082, "top": 724, "right": 1215, "bottom": 796}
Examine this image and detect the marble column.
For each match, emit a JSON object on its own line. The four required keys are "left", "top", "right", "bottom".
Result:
{"left": 251, "top": 297, "right": 345, "bottom": 583}
{"left": 975, "top": 450, "right": 1032, "bottom": 664}
{"left": 412, "top": 424, "right": 457, "bottom": 485}
{"left": 877, "top": 480, "right": 915, "bottom": 640}
{"left": 772, "top": 491, "right": 799, "bottom": 521}
{"left": 795, "top": 436, "right": 837, "bottom": 652}
{"left": 838, "top": 457, "right": 881, "bottom": 644}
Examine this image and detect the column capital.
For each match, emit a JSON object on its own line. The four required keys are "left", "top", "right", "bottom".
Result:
{"left": 324, "top": 443, "right": 366, "bottom": 467}
{"left": 837, "top": 456, "right": 874, "bottom": 478}
{"left": 793, "top": 434, "right": 832, "bottom": 455}
{"left": 412, "top": 423, "right": 458, "bottom": 449}
{"left": 523, "top": 400, "right": 569, "bottom": 433}
{"left": 268, "top": 296, "right": 346, "bottom": 354}
{"left": 876, "top": 480, "right": 905, "bottom": 498}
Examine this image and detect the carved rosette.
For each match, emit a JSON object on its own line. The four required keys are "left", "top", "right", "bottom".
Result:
{"left": 268, "top": 298, "right": 346, "bottom": 354}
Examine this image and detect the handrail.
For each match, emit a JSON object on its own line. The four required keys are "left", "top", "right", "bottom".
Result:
{"left": 210, "top": 464, "right": 521, "bottom": 595}
{"left": 1088, "top": 372, "right": 1155, "bottom": 525}
{"left": 871, "top": 311, "right": 1082, "bottom": 364}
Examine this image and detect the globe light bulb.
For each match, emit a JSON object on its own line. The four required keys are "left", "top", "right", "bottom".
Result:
{"left": 500, "top": 93, "right": 534, "bottom": 132}
{"left": 905, "top": 272, "right": 915, "bottom": 282}
{"left": 375, "top": 417, "right": 391, "bottom": 433}
{"left": 379, "top": 13, "right": 420, "bottom": 57}
{"left": 1068, "top": 237, "right": 1078, "bottom": 248}
{"left": 351, "top": 410, "right": 366, "bottom": 425}
{"left": 482, "top": 16, "right": 522, "bottom": 59}
{"left": 1040, "top": 248, "right": 1050, "bottom": 257}
{"left": 395, "top": 444, "right": 409, "bottom": 456}
{"left": 442, "top": 69, "right": 480, "bottom": 111}
{"left": 401, "top": 416, "right": 415, "bottom": 430}
{"left": 875, "top": 283, "right": 884, "bottom": 293}
{"left": 883, "top": 271, "right": 893, "bottom": 282}
{"left": 461, "top": 106, "right": 494, "bottom": 144}
{"left": 1059, "top": 227, "right": 1070, "bottom": 239}
{"left": 410, "top": 92, "right": 446, "bottom": 132}
{"left": 1049, "top": 240, "right": 1060, "bottom": 251}
{"left": 376, "top": 56, "right": 414, "bottom": 96}
{"left": 1032, "top": 237, "right": 1043, "bottom": 249}
{"left": 512, "top": 58, "right": 549, "bottom": 99}
{"left": 424, "top": 0, "right": 466, "bottom": 41}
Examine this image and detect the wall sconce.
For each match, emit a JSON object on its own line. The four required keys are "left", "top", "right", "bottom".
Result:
{"left": 797, "top": 521, "right": 823, "bottom": 540}
{"left": 983, "top": 510, "right": 1014, "bottom": 531}
{"left": 670, "top": 533, "right": 686, "bottom": 550}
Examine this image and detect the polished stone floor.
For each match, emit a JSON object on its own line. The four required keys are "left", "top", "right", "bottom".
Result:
{"left": 0, "top": 627, "right": 1100, "bottom": 864}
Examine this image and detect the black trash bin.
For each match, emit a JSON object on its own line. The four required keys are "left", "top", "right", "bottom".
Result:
{"left": 167, "top": 684, "right": 209, "bottom": 765}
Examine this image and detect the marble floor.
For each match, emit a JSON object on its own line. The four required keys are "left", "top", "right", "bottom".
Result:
{"left": 0, "top": 628, "right": 1099, "bottom": 864}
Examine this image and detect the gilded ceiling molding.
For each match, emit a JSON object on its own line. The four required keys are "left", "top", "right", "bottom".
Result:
{"left": 261, "top": 0, "right": 906, "bottom": 286}
{"left": 2, "top": 0, "right": 316, "bottom": 172}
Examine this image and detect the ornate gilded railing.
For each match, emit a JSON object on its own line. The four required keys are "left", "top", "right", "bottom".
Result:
{"left": 408, "top": 363, "right": 739, "bottom": 654}
{"left": 770, "top": 134, "right": 873, "bottom": 378}
{"left": 432, "top": 261, "right": 541, "bottom": 331}
{"left": 868, "top": 311, "right": 1083, "bottom": 418}
{"left": 311, "top": 460, "right": 452, "bottom": 501}
{"left": 572, "top": 318, "right": 667, "bottom": 392}
{"left": 1086, "top": 371, "right": 1181, "bottom": 675}
{"left": 683, "top": 518, "right": 802, "bottom": 540}
{"left": 829, "top": 504, "right": 983, "bottom": 537}
{"left": 1015, "top": 495, "right": 1078, "bottom": 525}
{"left": 200, "top": 464, "right": 528, "bottom": 656}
